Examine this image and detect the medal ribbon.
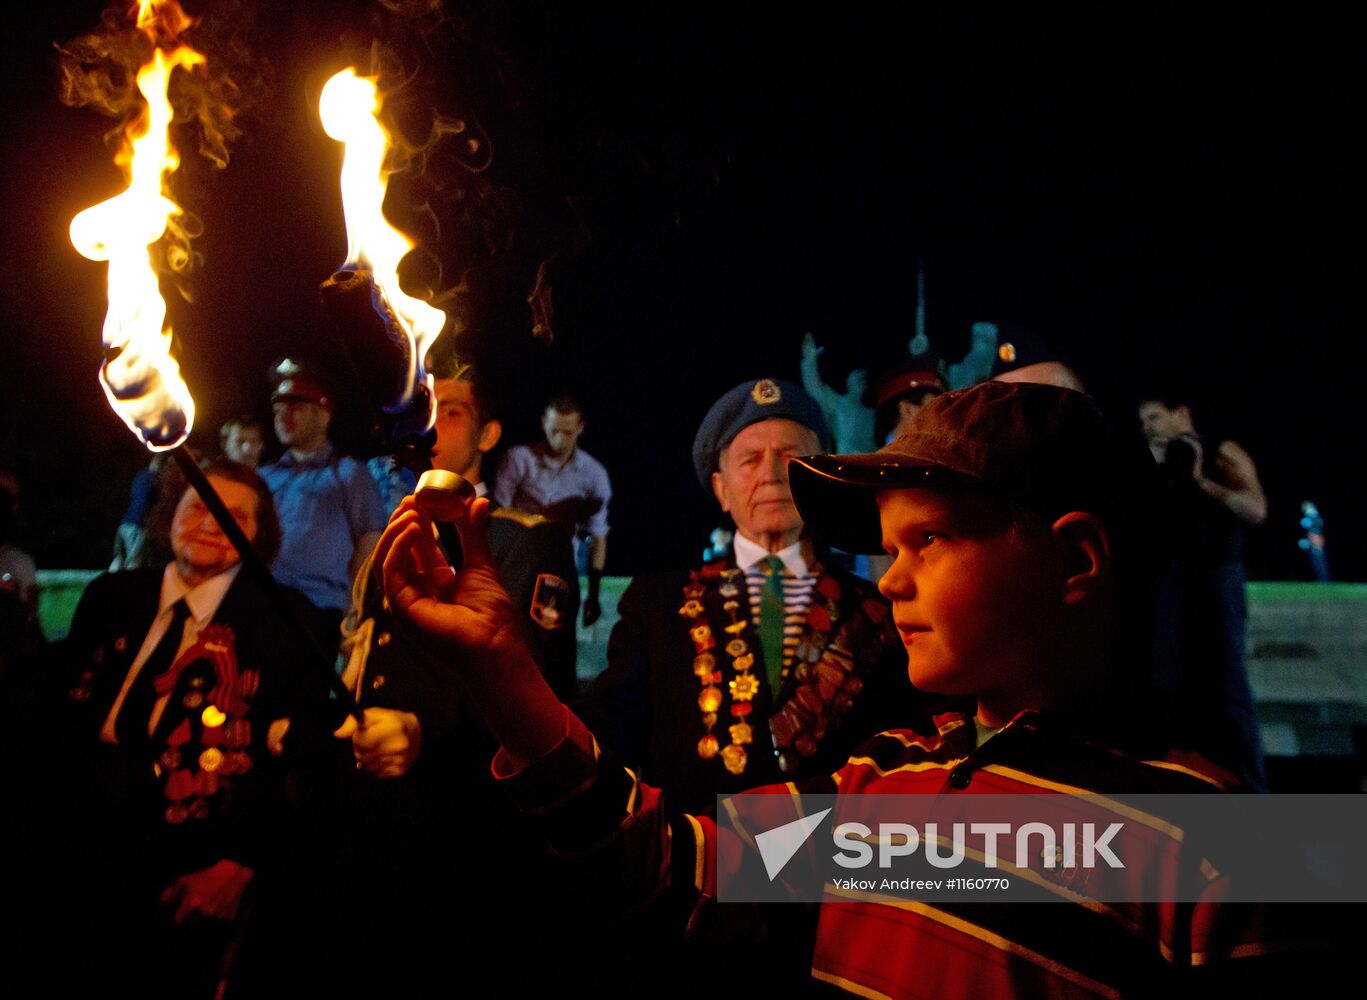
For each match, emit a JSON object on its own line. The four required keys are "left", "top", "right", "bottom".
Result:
{"left": 152, "top": 623, "right": 240, "bottom": 712}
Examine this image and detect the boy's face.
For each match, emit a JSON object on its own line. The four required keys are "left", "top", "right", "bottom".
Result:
{"left": 876, "top": 487, "right": 1062, "bottom": 707}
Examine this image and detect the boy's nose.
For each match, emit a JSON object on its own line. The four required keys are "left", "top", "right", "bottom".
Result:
{"left": 877, "top": 561, "right": 915, "bottom": 601}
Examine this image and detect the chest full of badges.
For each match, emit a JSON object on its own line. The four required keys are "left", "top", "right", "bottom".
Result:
{"left": 147, "top": 625, "right": 260, "bottom": 826}
{"left": 681, "top": 564, "right": 892, "bottom": 777}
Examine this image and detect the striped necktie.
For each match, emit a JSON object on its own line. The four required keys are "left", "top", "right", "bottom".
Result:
{"left": 759, "top": 555, "right": 786, "bottom": 697}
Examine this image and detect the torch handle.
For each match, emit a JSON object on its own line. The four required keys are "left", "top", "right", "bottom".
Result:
{"left": 170, "top": 448, "right": 364, "bottom": 724}
{"left": 435, "top": 522, "right": 463, "bottom": 569}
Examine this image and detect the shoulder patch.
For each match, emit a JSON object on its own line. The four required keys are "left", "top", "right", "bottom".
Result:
{"left": 530, "top": 573, "right": 573, "bottom": 630}
{"left": 491, "top": 507, "right": 549, "bottom": 529}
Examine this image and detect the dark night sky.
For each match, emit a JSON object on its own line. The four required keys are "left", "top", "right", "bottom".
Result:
{"left": 2, "top": 1, "right": 1364, "bottom": 579}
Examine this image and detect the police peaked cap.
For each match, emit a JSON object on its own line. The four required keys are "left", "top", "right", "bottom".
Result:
{"left": 268, "top": 357, "right": 332, "bottom": 410}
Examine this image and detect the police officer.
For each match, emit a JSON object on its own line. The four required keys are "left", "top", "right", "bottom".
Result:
{"left": 259, "top": 359, "right": 386, "bottom": 639}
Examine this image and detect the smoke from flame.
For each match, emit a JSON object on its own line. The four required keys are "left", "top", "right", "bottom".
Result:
{"left": 320, "top": 67, "right": 448, "bottom": 429}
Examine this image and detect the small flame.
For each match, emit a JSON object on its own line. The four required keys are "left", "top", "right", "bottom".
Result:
{"left": 319, "top": 68, "right": 447, "bottom": 427}
{"left": 68, "top": 2, "right": 202, "bottom": 450}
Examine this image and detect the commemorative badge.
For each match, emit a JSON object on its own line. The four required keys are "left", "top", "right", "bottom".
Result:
{"left": 751, "top": 379, "right": 781, "bottom": 405}
{"left": 721, "top": 744, "right": 748, "bottom": 775}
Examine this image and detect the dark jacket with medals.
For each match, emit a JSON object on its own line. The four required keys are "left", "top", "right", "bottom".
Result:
{"left": 53, "top": 566, "right": 323, "bottom": 884}
{"left": 575, "top": 555, "right": 928, "bottom": 814}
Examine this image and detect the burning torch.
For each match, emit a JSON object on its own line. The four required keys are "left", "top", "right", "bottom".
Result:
{"left": 313, "top": 68, "right": 475, "bottom": 537}
{"left": 67, "top": 1, "right": 361, "bottom": 723}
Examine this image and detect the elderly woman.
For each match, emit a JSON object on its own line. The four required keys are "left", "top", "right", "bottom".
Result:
{"left": 41, "top": 459, "right": 323, "bottom": 999}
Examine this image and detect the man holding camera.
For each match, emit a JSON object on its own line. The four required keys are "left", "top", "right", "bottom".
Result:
{"left": 1139, "top": 394, "right": 1268, "bottom": 791}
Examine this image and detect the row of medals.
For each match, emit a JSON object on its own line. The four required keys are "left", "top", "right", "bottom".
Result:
{"left": 681, "top": 568, "right": 759, "bottom": 776}
{"left": 151, "top": 674, "right": 254, "bottom": 825}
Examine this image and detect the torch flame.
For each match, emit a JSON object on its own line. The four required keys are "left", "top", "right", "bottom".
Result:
{"left": 68, "top": 5, "right": 203, "bottom": 451}
{"left": 319, "top": 68, "right": 447, "bottom": 428}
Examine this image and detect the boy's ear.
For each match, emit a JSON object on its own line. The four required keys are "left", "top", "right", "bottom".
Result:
{"left": 1050, "top": 511, "right": 1111, "bottom": 605}
{"left": 478, "top": 418, "right": 503, "bottom": 455}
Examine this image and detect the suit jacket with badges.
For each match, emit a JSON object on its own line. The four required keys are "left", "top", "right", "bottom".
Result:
{"left": 56, "top": 566, "right": 324, "bottom": 882}
{"left": 574, "top": 555, "right": 930, "bottom": 814}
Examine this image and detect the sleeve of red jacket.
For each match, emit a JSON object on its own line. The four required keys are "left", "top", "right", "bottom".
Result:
{"left": 492, "top": 706, "right": 836, "bottom": 922}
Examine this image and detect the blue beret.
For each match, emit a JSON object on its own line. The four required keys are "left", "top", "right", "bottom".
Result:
{"left": 691, "top": 378, "right": 832, "bottom": 489}
{"left": 987, "top": 325, "right": 1064, "bottom": 379}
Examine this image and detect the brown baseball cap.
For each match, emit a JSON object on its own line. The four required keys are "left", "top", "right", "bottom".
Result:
{"left": 789, "top": 381, "right": 1145, "bottom": 553}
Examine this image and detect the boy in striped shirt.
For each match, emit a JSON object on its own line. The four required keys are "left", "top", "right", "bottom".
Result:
{"left": 373, "top": 381, "right": 1333, "bottom": 997}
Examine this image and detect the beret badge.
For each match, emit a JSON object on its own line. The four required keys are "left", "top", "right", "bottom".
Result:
{"left": 751, "top": 379, "right": 782, "bottom": 405}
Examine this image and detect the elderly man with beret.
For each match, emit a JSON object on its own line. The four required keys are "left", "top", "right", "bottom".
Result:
{"left": 575, "top": 377, "right": 926, "bottom": 813}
